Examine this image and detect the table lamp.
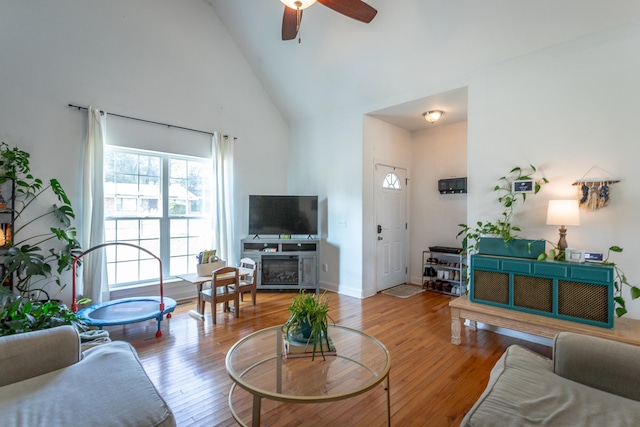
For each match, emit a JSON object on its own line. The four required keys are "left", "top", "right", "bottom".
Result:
{"left": 546, "top": 200, "right": 580, "bottom": 251}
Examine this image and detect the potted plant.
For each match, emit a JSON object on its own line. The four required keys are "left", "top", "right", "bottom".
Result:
{"left": 0, "top": 142, "right": 82, "bottom": 300}
{"left": 604, "top": 246, "right": 640, "bottom": 317}
{"left": 538, "top": 245, "right": 640, "bottom": 318}
{"left": 0, "top": 287, "right": 88, "bottom": 336}
{"left": 458, "top": 165, "right": 548, "bottom": 258}
{"left": 281, "top": 290, "right": 334, "bottom": 360}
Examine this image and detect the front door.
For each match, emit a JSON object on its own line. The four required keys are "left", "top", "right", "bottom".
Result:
{"left": 375, "top": 164, "right": 408, "bottom": 291}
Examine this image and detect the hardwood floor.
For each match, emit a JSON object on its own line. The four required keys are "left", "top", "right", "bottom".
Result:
{"left": 104, "top": 289, "right": 552, "bottom": 427}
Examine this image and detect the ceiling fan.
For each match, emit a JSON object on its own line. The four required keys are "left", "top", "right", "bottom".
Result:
{"left": 280, "top": 0, "right": 377, "bottom": 41}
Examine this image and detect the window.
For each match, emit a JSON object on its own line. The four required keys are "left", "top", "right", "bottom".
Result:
{"left": 104, "top": 147, "right": 212, "bottom": 289}
{"left": 382, "top": 172, "right": 401, "bottom": 190}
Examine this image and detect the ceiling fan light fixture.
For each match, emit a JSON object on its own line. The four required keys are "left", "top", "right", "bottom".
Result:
{"left": 280, "top": 0, "right": 317, "bottom": 10}
{"left": 423, "top": 110, "right": 443, "bottom": 123}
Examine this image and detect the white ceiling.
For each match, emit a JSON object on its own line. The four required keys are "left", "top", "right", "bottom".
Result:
{"left": 368, "top": 86, "right": 468, "bottom": 131}
{"left": 206, "top": 0, "right": 640, "bottom": 131}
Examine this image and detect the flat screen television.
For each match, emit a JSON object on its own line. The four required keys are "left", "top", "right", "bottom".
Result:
{"left": 249, "top": 195, "right": 318, "bottom": 236}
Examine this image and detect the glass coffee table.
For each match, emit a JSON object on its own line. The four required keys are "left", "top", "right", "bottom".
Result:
{"left": 225, "top": 325, "right": 391, "bottom": 426}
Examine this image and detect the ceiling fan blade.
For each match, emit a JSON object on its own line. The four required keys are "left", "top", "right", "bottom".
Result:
{"left": 282, "top": 6, "right": 301, "bottom": 40}
{"left": 317, "top": 0, "right": 377, "bottom": 23}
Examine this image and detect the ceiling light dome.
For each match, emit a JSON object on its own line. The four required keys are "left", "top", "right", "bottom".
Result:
{"left": 423, "top": 111, "right": 443, "bottom": 123}
{"left": 280, "top": 0, "right": 317, "bottom": 9}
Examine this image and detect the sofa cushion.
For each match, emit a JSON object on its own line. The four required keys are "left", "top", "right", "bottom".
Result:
{"left": 0, "top": 341, "right": 175, "bottom": 427}
{"left": 554, "top": 332, "right": 640, "bottom": 401}
{"left": 0, "top": 325, "right": 81, "bottom": 387}
{"left": 461, "top": 345, "right": 640, "bottom": 427}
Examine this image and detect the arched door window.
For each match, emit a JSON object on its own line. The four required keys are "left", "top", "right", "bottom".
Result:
{"left": 382, "top": 172, "right": 401, "bottom": 190}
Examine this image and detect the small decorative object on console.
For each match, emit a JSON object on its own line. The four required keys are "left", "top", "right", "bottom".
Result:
{"left": 565, "top": 248, "right": 585, "bottom": 263}
{"left": 585, "top": 251, "right": 604, "bottom": 262}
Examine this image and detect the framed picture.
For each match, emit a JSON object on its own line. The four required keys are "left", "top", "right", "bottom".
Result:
{"left": 513, "top": 180, "right": 534, "bottom": 193}
{"left": 584, "top": 252, "right": 604, "bottom": 262}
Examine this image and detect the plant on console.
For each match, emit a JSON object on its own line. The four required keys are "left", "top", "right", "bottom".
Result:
{"left": 539, "top": 245, "right": 640, "bottom": 317}
{"left": 457, "top": 165, "right": 548, "bottom": 253}
{"left": 605, "top": 247, "right": 640, "bottom": 317}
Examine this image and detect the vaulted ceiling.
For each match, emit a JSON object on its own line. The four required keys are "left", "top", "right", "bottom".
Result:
{"left": 207, "top": 0, "right": 640, "bottom": 130}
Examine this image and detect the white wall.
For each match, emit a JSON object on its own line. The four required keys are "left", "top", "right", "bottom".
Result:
{"left": 288, "top": 111, "right": 367, "bottom": 297}
{"left": 7, "top": 1, "right": 638, "bottom": 322}
{"left": 312, "top": 113, "right": 466, "bottom": 297}
{"left": 362, "top": 116, "right": 412, "bottom": 297}
{"left": 410, "top": 121, "right": 468, "bottom": 284}
{"left": 467, "top": 22, "right": 640, "bottom": 319}
{"left": 291, "top": 21, "right": 640, "bottom": 321}
{"left": 0, "top": 0, "right": 289, "bottom": 302}
{"left": 289, "top": 107, "right": 468, "bottom": 299}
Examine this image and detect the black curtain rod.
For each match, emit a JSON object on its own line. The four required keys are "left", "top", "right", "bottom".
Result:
{"left": 68, "top": 103, "right": 236, "bottom": 140}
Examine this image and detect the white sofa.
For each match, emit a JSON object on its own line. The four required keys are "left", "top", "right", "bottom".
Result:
{"left": 461, "top": 332, "right": 640, "bottom": 426}
{"left": 0, "top": 325, "right": 175, "bottom": 427}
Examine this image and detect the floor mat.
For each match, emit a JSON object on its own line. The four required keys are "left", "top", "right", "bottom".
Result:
{"left": 381, "top": 284, "right": 423, "bottom": 298}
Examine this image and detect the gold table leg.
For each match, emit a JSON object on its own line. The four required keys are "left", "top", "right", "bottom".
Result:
{"left": 252, "top": 395, "right": 261, "bottom": 427}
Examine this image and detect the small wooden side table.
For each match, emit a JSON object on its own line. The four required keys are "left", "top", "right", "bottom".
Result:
{"left": 177, "top": 268, "right": 252, "bottom": 319}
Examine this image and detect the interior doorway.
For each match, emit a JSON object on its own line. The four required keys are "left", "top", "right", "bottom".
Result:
{"left": 374, "top": 164, "right": 408, "bottom": 291}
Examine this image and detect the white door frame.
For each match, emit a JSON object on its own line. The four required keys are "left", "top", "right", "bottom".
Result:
{"left": 374, "top": 162, "right": 409, "bottom": 292}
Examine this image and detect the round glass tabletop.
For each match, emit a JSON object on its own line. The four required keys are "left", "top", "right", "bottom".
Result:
{"left": 226, "top": 324, "right": 391, "bottom": 403}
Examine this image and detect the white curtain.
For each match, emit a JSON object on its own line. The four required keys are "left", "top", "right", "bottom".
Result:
{"left": 212, "top": 132, "right": 235, "bottom": 266}
{"left": 81, "top": 106, "right": 108, "bottom": 303}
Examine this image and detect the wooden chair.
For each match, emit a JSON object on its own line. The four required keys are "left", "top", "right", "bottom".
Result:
{"left": 200, "top": 266, "right": 239, "bottom": 324}
{"left": 238, "top": 258, "right": 257, "bottom": 305}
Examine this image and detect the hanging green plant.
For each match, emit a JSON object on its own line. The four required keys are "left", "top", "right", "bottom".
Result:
{"left": 602, "top": 246, "right": 640, "bottom": 317}
{"left": 539, "top": 245, "right": 640, "bottom": 318}
{"left": 457, "top": 165, "right": 548, "bottom": 253}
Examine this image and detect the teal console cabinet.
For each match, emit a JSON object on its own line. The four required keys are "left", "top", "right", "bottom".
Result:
{"left": 469, "top": 254, "right": 614, "bottom": 328}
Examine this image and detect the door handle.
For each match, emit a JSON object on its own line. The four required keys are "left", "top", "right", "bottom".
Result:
{"left": 377, "top": 225, "right": 382, "bottom": 234}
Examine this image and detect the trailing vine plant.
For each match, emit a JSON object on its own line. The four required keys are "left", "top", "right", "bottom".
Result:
{"left": 605, "top": 247, "right": 640, "bottom": 317}
{"left": 539, "top": 245, "right": 640, "bottom": 317}
{"left": 457, "top": 165, "right": 548, "bottom": 253}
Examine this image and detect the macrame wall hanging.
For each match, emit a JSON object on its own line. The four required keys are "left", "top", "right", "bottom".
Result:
{"left": 572, "top": 166, "right": 620, "bottom": 211}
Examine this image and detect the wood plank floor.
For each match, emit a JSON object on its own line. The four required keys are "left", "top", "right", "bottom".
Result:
{"left": 104, "top": 289, "right": 552, "bottom": 427}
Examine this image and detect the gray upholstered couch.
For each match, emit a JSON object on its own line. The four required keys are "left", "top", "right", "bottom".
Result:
{"left": 461, "top": 332, "right": 640, "bottom": 426}
{"left": 0, "top": 325, "right": 175, "bottom": 427}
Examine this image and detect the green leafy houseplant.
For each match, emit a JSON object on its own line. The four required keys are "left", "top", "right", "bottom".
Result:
{"left": 281, "top": 290, "right": 334, "bottom": 360}
{"left": 537, "top": 231, "right": 640, "bottom": 317}
{"left": 457, "top": 165, "right": 548, "bottom": 253}
{"left": 605, "top": 247, "right": 640, "bottom": 317}
{"left": 0, "top": 288, "right": 88, "bottom": 336}
{"left": 0, "top": 142, "right": 82, "bottom": 300}
{"left": 539, "top": 245, "right": 640, "bottom": 318}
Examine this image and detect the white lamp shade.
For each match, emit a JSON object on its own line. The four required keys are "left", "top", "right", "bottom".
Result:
{"left": 546, "top": 200, "right": 580, "bottom": 226}
{"left": 280, "top": 0, "right": 317, "bottom": 9}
